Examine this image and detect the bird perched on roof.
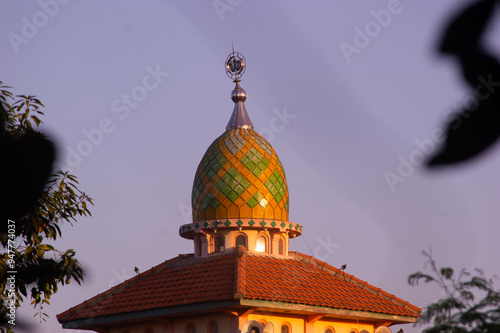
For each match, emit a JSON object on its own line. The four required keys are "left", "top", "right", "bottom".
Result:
{"left": 134, "top": 266, "right": 140, "bottom": 274}
{"left": 396, "top": 329, "right": 404, "bottom": 333}
{"left": 340, "top": 264, "right": 347, "bottom": 271}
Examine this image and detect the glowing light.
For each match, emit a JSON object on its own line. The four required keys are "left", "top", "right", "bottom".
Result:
{"left": 256, "top": 236, "right": 266, "bottom": 252}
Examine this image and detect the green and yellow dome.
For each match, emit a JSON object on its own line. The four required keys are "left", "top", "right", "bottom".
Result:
{"left": 192, "top": 126, "right": 289, "bottom": 222}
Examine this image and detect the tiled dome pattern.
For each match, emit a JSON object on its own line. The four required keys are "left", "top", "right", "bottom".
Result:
{"left": 192, "top": 128, "right": 289, "bottom": 222}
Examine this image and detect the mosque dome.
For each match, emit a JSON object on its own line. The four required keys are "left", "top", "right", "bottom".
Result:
{"left": 191, "top": 126, "right": 289, "bottom": 222}
{"left": 191, "top": 52, "right": 289, "bottom": 223}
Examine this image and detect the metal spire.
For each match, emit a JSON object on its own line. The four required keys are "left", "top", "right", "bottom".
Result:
{"left": 225, "top": 46, "right": 253, "bottom": 130}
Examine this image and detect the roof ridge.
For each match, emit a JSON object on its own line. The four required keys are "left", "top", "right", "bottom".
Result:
{"left": 292, "top": 251, "right": 422, "bottom": 315}
{"left": 57, "top": 256, "right": 182, "bottom": 321}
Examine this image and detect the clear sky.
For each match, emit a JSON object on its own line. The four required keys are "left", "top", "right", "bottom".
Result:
{"left": 2, "top": 1, "right": 500, "bottom": 332}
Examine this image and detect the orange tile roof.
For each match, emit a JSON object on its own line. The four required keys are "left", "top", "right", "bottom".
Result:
{"left": 57, "top": 247, "right": 420, "bottom": 324}
{"left": 243, "top": 251, "right": 420, "bottom": 317}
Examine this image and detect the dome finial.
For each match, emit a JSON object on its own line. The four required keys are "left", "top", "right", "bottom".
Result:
{"left": 225, "top": 45, "right": 253, "bottom": 130}
{"left": 225, "top": 42, "right": 246, "bottom": 82}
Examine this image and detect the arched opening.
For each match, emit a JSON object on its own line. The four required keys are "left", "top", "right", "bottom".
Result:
{"left": 278, "top": 236, "right": 285, "bottom": 255}
{"left": 235, "top": 234, "right": 247, "bottom": 249}
{"left": 208, "top": 321, "right": 218, "bottom": 333}
{"left": 281, "top": 322, "right": 291, "bottom": 333}
{"left": 214, "top": 235, "right": 224, "bottom": 253}
{"left": 256, "top": 235, "right": 266, "bottom": 253}
{"left": 241, "top": 320, "right": 263, "bottom": 333}
{"left": 186, "top": 324, "right": 196, "bottom": 333}
{"left": 262, "top": 322, "right": 273, "bottom": 333}
{"left": 325, "top": 327, "right": 335, "bottom": 333}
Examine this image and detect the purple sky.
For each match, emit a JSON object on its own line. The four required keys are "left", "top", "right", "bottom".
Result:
{"left": 2, "top": 1, "right": 500, "bottom": 332}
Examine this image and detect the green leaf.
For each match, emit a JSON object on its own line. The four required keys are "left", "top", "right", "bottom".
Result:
{"left": 38, "top": 244, "right": 54, "bottom": 252}
{"left": 408, "top": 271, "right": 435, "bottom": 286}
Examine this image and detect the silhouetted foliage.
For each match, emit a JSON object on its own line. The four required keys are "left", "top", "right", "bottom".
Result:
{"left": 409, "top": 251, "right": 500, "bottom": 332}
{"left": 0, "top": 81, "right": 93, "bottom": 332}
{"left": 428, "top": 0, "right": 500, "bottom": 167}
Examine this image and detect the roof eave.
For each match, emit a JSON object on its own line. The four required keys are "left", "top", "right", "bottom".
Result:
{"left": 239, "top": 299, "right": 419, "bottom": 325}
{"left": 59, "top": 300, "right": 242, "bottom": 329}
{"left": 60, "top": 296, "right": 418, "bottom": 330}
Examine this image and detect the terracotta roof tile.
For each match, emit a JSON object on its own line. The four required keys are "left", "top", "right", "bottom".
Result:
{"left": 58, "top": 248, "right": 420, "bottom": 324}
{"left": 57, "top": 253, "right": 236, "bottom": 322}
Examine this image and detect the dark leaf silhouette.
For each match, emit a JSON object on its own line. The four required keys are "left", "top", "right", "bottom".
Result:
{"left": 428, "top": 0, "right": 500, "bottom": 167}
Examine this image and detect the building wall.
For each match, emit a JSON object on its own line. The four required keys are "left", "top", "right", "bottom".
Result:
{"left": 314, "top": 319, "right": 373, "bottom": 333}
{"left": 246, "top": 313, "right": 374, "bottom": 333}
{"left": 173, "top": 312, "right": 234, "bottom": 333}
{"left": 246, "top": 313, "right": 303, "bottom": 333}
{"left": 105, "top": 313, "right": 376, "bottom": 333}
{"left": 107, "top": 312, "right": 234, "bottom": 333}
